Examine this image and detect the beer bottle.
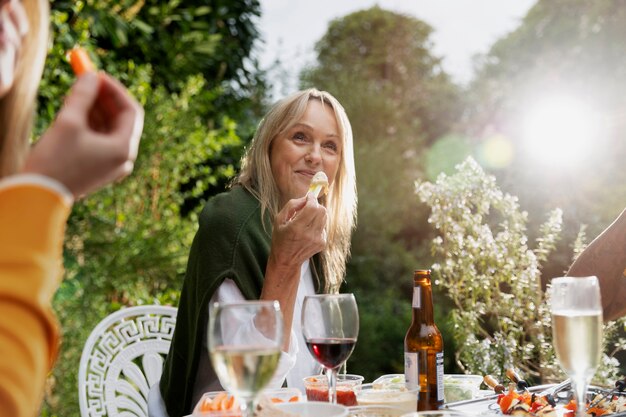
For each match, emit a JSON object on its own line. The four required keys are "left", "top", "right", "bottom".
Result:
{"left": 404, "top": 269, "right": 444, "bottom": 410}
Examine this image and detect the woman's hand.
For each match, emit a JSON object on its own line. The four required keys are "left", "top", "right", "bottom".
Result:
{"left": 22, "top": 72, "right": 144, "bottom": 198}
{"left": 262, "top": 193, "right": 327, "bottom": 351}
{"left": 269, "top": 193, "right": 328, "bottom": 270}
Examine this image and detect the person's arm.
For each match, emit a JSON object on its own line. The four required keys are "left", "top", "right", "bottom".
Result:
{"left": 567, "top": 208, "right": 626, "bottom": 322}
{"left": 261, "top": 194, "right": 327, "bottom": 351}
{"left": 0, "top": 69, "right": 142, "bottom": 417}
{"left": 22, "top": 72, "right": 143, "bottom": 198}
{"left": 0, "top": 179, "right": 71, "bottom": 417}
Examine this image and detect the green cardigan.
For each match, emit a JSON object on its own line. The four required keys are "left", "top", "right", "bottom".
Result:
{"left": 159, "top": 186, "right": 322, "bottom": 417}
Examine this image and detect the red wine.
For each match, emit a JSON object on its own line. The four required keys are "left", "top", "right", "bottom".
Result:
{"left": 305, "top": 338, "right": 356, "bottom": 369}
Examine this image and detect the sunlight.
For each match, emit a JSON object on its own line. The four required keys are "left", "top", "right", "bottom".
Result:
{"left": 480, "top": 133, "right": 514, "bottom": 169}
{"left": 522, "top": 96, "right": 600, "bottom": 169}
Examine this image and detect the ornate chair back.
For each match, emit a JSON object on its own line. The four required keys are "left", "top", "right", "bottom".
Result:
{"left": 78, "top": 305, "right": 177, "bottom": 417}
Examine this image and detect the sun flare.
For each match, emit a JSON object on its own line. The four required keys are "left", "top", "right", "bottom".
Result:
{"left": 522, "top": 96, "right": 601, "bottom": 169}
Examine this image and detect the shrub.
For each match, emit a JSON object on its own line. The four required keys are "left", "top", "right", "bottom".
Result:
{"left": 416, "top": 157, "right": 624, "bottom": 385}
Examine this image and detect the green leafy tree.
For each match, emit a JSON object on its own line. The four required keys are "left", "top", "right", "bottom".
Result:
{"left": 416, "top": 157, "right": 625, "bottom": 384}
{"left": 35, "top": 3, "right": 265, "bottom": 415}
{"left": 301, "top": 6, "right": 461, "bottom": 252}
{"left": 300, "top": 6, "right": 462, "bottom": 380}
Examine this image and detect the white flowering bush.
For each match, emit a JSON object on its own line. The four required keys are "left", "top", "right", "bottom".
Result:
{"left": 416, "top": 157, "right": 623, "bottom": 384}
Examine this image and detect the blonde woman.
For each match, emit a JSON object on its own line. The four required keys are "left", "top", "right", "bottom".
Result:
{"left": 0, "top": 0, "right": 144, "bottom": 416}
{"left": 159, "top": 89, "right": 357, "bottom": 417}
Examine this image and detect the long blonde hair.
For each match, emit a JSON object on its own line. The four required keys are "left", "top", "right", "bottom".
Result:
{"left": 236, "top": 88, "right": 358, "bottom": 293}
{"left": 0, "top": 0, "right": 49, "bottom": 177}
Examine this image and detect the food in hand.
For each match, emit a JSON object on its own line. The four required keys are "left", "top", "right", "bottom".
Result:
{"left": 308, "top": 171, "right": 328, "bottom": 198}
{"left": 68, "top": 47, "right": 96, "bottom": 76}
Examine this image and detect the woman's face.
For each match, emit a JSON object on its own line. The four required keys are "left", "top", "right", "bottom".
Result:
{"left": 270, "top": 99, "right": 342, "bottom": 207}
{"left": 0, "top": 0, "right": 29, "bottom": 97}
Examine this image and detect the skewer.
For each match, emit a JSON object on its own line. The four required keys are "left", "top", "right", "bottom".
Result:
{"left": 537, "top": 378, "right": 570, "bottom": 407}
{"left": 506, "top": 368, "right": 529, "bottom": 392}
{"left": 587, "top": 375, "right": 626, "bottom": 411}
{"left": 484, "top": 374, "right": 506, "bottom": 394}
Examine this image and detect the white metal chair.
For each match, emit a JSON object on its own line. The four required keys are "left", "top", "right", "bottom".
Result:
{"left": 78, "top": 305, "right": 177, "bottom": 417}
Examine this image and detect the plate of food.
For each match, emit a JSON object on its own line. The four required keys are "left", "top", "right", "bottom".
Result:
{"left": 446, "top": 377, "right": 626, "bottom": 417}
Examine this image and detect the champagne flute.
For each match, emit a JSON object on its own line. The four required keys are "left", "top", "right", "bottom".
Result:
{"left": 208, "top": 300, "right": 283, "bottom": 417}
{"left": 302, "top": 293, "right": 359, "bottom": 404}
{"left": 550, "top": 276, "right": 603, "bottom": 417}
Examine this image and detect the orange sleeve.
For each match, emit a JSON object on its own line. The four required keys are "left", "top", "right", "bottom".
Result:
{"left": 0, "top": 183, "right": 71, "bottom": 417}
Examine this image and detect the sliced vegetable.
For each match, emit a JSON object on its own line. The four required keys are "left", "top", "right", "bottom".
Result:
{"left": 197, "top": 392, "right": 238, "bottom": 412}
{"left": 68, "top": 47, "right": 96, "bottom": 76}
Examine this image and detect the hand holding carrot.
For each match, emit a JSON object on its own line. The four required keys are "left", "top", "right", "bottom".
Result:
{"left": 21, "top": 71, "right": 144, "bottom": 198}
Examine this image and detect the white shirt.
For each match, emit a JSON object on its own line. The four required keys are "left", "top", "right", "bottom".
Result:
{"left": 206, "top": 261, "right": 319, "bottom": 392}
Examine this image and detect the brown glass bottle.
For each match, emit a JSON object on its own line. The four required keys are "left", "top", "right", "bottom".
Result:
{"left": 404, "top": 269, "right": 444, "bottom": 411}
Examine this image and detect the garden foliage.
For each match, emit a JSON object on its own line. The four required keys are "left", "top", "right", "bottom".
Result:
{"left": 416, "top": 157, "right": 626, "bottom": 384}
{"left": 37, "top": 2, "right": 263, "bottom": 415}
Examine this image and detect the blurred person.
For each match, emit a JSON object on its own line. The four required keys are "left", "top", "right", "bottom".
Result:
{"left": 0, "top": 0, "right": 144, "bottom": 416}
{"left": 158, "top": 88, "right": 357, "bottom": 417}
{"left": 567, "top": 208, "right": 626, "bottom": 322}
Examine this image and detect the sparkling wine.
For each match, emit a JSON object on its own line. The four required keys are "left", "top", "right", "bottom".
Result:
{"left": 552, "top": 310, "right": 602, "bottom": 378}
{"left": 305, "top": 337, "right": 356, "bottom": 369}
{"left": 211, "top": 346, "right": 281, "bottom": 398}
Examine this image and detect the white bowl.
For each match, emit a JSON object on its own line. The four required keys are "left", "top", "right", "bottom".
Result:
{"left": 355, "top": 383, "right": 419, "bottom": 413}
{"left": 275, "top": 401, "right": 349, "bottom": 417}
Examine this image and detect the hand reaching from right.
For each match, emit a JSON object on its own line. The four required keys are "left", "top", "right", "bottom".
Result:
{"left": 22, "top": 72, "right": 144, "bottom": 198}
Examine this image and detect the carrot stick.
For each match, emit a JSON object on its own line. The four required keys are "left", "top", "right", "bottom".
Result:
{"left": 212, "top": 392, "right": 227, "bottom": 410}
{"left": 68, "top": 47, "right": 96, "bottom": 76}
{"left": 199, "top": 397, "right": 214, "bottom": 412}
{"left": 222, "top": 395, "right": 236, "bottom": 410}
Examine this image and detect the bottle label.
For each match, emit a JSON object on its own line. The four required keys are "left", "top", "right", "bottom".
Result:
{"left": 436, "top": 351, "right": 444, "bottom": 401}
{"left": 404, "top": 352, "right": 419, "bottom": 387}
{"left": 412, "top": 287, "right": 421, "bottom": 309}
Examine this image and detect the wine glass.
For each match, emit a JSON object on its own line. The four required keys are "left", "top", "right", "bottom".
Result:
{"left": 208, "top": 300, "right": 283, "bottom": 417}
{"left": 301, "top": 293, "right": 359, "bottom": 404}
{"left": 550, "top": 276, "right": 603, "bottom": 417}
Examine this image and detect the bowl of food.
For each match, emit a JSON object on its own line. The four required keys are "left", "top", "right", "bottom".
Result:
{"left": 348, "top": 405, "right": 409, "bottom": 417}
{"left": 372, "top": 374, "right": 406, "bottom": 389}
{"left": 260, "top": 387, "right": 303, "bottom": 404}
{"left": 274, "top": 401, "right": 349, "bottom": 417}
{"left": 192, "top": 391, "right": 241, "bottom": 417}
{"left": 443, "top": 374, "right": 483, "bottom": 403}
{"left": 399, "top": 411, "right": 472, "bottom": 417}
{"left": 355, "top": 383, "right": 419, "bottom": 413}
{"left": 304, "top": 374, "right": 364, "bottom": 406}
